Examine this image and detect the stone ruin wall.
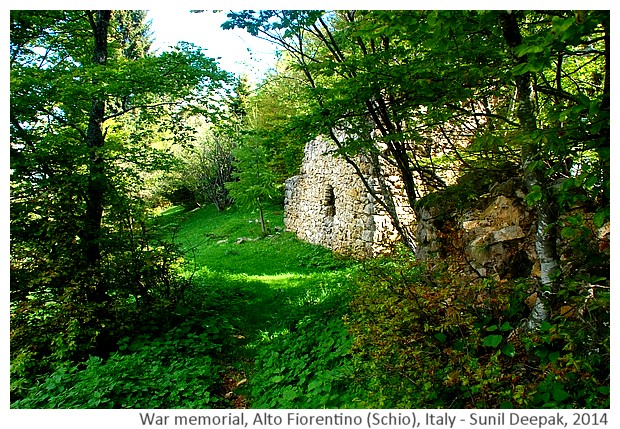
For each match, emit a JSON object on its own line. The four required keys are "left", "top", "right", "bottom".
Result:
{"left": 283, "top": 136, "right": 539, "bottom": 271}
{"left": 283, "top": 112, "right": 486, "bottom": 258}
{"left": 284, "top": 137, "right": 415, "bottom": 257}
{"left": 284, "top": 137, "right": 610, "bottom": 280}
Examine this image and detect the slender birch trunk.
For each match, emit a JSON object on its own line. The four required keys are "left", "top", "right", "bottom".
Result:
{"left": 498, "top": 11, "right": 561, "bottom": 329}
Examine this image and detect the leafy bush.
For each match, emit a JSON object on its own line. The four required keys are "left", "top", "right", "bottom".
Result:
{"left": 12, "top": 316, "right": 234, "bottom": 409}
{"left": 243, "top": 267, "right": 356, "bottom": 409}
{"left": 249, "top": 315, "right": 354, "bottom": 408}
{"left": 345, "top": 250, "right": 610, "bottom": 408}
{"left": 10, "top": 232, "right": 192, "bottom": 403}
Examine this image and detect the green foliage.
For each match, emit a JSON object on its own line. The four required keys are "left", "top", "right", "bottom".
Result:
{"left": 10, "top": 229, "right": 190, "bottom": 398}
{"left": 555, "top": 210, "right": 609, "bottom": 279}
{"left": 346, "top": 251, "right": 609, "bottom": 408}
{"left": 226, "top": 9, "right": 609, "bottom": 263}
{"left": 168, "top": 128, "right": 235, "bottom": 210}
{"left": 12, "top": 315, "right": 233, "bottom": 409}
{"left": 11, "top": 9, "right": 609, "bottom": 412}
{"left": 158, "top": 77, "right": 255, "bottom": 211}
{"left": 227, "top": 137, "right": 281, "bottom": 204}
{"left": 10, "top": 10, "right": 231, "bottom": 404}
{"left": 250, "top": 316, "right": 354, "bottom": 408}
{"left": 226, "top": 133, "right": 281, "bottom": 234}
{"left": 517, "top": 295, "right": 610, "bottom": 409}
{"left": 12, "top": 198, "right": 609, "bottom": 410}
{"left": 153, "top": 204, "right": 358, "bottom": 409}
{"left": 415, "top": 164, "right": 516, "bottom": 217}
{"left": 249, "top": 66, "right": 315, "bottom": 181}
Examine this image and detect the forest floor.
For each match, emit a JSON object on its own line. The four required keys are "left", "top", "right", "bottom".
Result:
{"left": 13, "top": 203, "right": 609, "bottom": 409}
{"left": 156, "top": 204, "right": 356, "bottom": 408}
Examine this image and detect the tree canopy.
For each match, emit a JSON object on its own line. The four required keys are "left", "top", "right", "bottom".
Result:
{"left": 10, "top": 10, "right": 231, "bottom": 378}
{"left": 225, "top": 9, "right": 609, "bottom": 323}
{"left": 10, "top": 9, "right": 609, "bottom": 411}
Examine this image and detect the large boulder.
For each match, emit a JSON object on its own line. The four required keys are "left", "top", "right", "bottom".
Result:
{"left": 461, "top": 195, "right": 536, "bottom": 278}
{"left": 416, "top": 179, "right": 537, "bottom": 279}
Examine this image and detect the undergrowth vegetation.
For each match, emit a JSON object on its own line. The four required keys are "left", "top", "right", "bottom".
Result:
{"left": 12, "top": 313, "right": 234, "bottom": 408}
{"left": 11, "top": 204, "right": 355, "bottom": 408}
{"left": 346, "top": 250, "right": 610, "bottom": 408}
{"left": 12, "top": 205, "right": 609, "bottom": 409}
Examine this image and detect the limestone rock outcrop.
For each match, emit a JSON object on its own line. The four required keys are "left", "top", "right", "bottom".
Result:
{"left": 416, "top": 179, "right": 538, "bottom": 278}
{"left": 461, "top": 195, "right": 536, "bottom": 278}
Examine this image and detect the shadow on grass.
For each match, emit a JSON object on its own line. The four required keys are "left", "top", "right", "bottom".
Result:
{"left": 156, "top": 204, "right": 357, "bottom": 407}
{"left": 188, "top": 267, "right": 352, "bottom": 352}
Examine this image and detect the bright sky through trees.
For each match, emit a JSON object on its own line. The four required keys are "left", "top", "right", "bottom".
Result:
{"left": 147, "top": 9, "right": 278, "bottom": 82}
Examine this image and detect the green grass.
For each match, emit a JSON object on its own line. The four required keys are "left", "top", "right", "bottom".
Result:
{"left": 157, "top": 204, "right": 345, "bottom": 275}
{"left": 155, "top": 204, "right": 354, "bottom": 341}
{"left": 13, "top": 203, "right": 359, "bottom": 409}
{"left": 155, "top": 204, "right": 358, "bottom": 407}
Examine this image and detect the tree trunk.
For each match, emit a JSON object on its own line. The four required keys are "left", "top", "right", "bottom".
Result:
{"left": 83, "top": 10, "right": 111, "bottom": 299}
{"left": 498, "top": 11, "right": 561, "bottom": 329}
{"left": 599, "top": 12, "right": 610, "bottom": 206}
{"left": 257, "top": 196, "right": 267, "bottom": 235}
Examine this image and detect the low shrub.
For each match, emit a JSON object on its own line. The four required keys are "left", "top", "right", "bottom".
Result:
{"left": 12, "top": 315, "right": 235, "bottom": 409}
{"left": 10, "top": 225, "right": 192, "bottom": 404}
{"left": 249, "top": 315, "right": 354, "bottom": 408}
{"left": 345, "top": 250, "right": 610, "bottom": 408}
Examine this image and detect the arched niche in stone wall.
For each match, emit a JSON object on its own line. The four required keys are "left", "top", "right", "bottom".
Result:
{"left": 323, "top": 184, "right": 336, "bottom": 220}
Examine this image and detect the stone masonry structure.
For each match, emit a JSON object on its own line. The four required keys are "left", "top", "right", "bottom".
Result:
{"left": 284, "top": 137, "right": 540, "bottom": 272}
{"left": 284, "top": 137, "right": 414, "bottom": 257}
{"left": 284, "top": 138, "right": 610, "bottom": 280}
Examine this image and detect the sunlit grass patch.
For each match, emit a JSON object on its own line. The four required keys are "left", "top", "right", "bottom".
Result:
{"left": 157, "top": 205, "right": 186, "bottom": 217}
{"left": 148, "top": 203, "right": 359, "bottom": 408}
{"left": 246, "top": 273, "right": 300, "bottom": 286}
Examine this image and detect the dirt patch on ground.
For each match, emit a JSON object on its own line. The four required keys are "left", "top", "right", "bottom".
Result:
{"left": 219, "top": 367, "right": 248, "bottom": 408}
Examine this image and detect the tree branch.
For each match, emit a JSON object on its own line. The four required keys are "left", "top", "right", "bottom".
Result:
{"left": 445, "top": 103, "right": 521, "bottom": 128}
{"left": 103, "top": 101, "right": 182, "bottom": 121}
{"left": 39, "top": 108, "right": 88, "bottom": 140}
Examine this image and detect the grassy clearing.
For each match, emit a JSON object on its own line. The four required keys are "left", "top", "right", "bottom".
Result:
{"left": 157, "top": 204, "right": 345, "bottom": 275}
{"left": 155, "top": 204, "right": 358, "bottom": 408}
{"left": 12, "top": 203, "right": 357, "bottom": 409}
